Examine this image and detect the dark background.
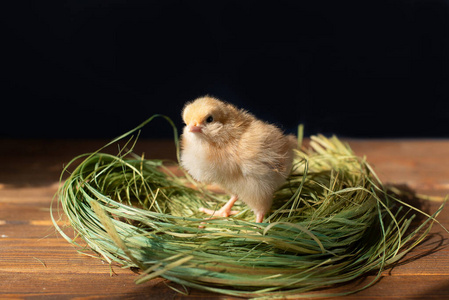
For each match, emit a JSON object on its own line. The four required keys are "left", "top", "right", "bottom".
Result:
{"left": 1, "top": 0, "right": 448, "bottom": 139}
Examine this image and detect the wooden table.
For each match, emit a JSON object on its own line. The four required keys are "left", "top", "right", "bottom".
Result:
{"left": 1, "top": 139, "right": 449, "bottom": 299}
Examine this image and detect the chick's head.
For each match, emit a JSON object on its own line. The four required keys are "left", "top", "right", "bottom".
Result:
{"left": 182, "top": 97, "right": 242, "bottom": 144}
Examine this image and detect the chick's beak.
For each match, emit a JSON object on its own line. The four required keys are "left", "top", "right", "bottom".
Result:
{"left": 188, "top": 124, "right": 203, "bottom": 133}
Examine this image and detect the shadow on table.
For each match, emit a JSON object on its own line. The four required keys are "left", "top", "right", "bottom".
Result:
{"left": 384, "top": 183, "right": 447, "bottom": 265}
{"left": 418, "top": 281, "right": 449, "bottom": 300}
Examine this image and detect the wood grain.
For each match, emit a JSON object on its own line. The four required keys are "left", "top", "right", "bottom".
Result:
{"left": 1, "top": 139, "right": 448, "bottom": 299}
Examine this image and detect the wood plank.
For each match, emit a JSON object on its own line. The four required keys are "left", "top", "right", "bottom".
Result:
{"left": 349, "top": 139, "right": 449, "bottom": 196}
{"left": 1, "top": 139, "right": 448, "bottom": 299}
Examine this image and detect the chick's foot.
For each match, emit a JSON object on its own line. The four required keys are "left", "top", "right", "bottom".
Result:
{"left": 199, "top": 207, "right": 240, "bottom": 218}
{"left": 199, "top": 195, "right": 239, "bottom": 218}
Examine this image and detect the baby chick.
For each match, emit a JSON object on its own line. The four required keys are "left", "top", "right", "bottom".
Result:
{"left": 180, "top": 96, "right": 297, "bottom": 223}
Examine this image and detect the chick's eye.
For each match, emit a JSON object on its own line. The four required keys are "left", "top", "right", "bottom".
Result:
{"left": 206, "top": 115, "right": 214, "bottom": 123}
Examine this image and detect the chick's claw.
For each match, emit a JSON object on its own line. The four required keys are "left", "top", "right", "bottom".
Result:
{"left": 199, "top": 194, "right": 240, "bottom": 218}
{"left": 197, "top": 207, "right": 239, "bottom": 229}
{"left": 199, "top": 207, "right": 240, "bottom": 218}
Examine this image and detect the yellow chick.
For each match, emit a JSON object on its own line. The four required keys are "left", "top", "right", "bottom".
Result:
{"left": 180, "top": 96, "right": 297, "bottom": 223}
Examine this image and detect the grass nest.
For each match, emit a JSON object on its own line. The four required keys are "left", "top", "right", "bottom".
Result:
{"left": 52, "top": 115, "right": 446, "bottom": 299}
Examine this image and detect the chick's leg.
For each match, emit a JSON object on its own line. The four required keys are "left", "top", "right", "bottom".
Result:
{"left": 200, "top": 195, "right": 239, "bottom": 218}
{"left": 255, "top": 212, "right": 265, "bottom": 223}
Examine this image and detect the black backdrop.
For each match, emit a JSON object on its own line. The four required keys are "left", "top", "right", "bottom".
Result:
{"left": 1, "top": 0, "right": 448, "bottom": 139}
